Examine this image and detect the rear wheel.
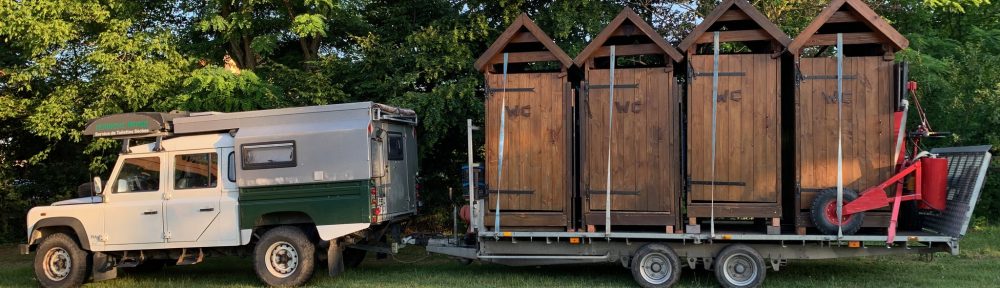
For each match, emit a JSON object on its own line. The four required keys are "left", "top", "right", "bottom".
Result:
{"left": 253, "top": 226, "right": 316, "bottom": 287}
{"left": 714, "top": 244, "right": 766, "bottom": 288}
{"left": 630, "top": 243, "right": 681, "bottom": 288}
{"left": 33, "top": 233, "right": 89, "bottom": 288}
{"left": 810, "top": 188, "right": 864, "bottom": 235}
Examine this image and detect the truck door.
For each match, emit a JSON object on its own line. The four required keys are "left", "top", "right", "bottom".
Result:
{"left": 164, "top": 150, "right": 222, "bottom": 243}
{"left": 104, "top": 155, "right": 166, "bottom": 245}
{"left": 384, "top": 125, "right": 413, "bottom": 215}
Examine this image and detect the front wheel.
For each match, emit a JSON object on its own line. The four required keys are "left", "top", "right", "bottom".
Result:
{"left": 253, "top": 226, "right": 317, "bottom": 287}
{"left": 33, "top": 233, "right": 89, "bottom": 288}
{"left": 810, "top": 188, "right": 864, "bottom": 235}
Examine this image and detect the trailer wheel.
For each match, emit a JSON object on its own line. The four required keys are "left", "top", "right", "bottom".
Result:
{"left": 253, "top": 226, "right": 316, "bottom": 287}
{"left": 714, "top": 244, "right": 766, "bottom": 288}
{"left": 810, "top": 188, "right": 864, "bottom": 235}
{"left": 630, "top": 243, "right": 681, "bottom": 288}
{"left": 33, "top": 233, "right": 89, "bottom": 288}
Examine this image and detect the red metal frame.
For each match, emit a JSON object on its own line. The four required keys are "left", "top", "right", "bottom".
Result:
{"left": 841, "top": 160, "right": 922, "bottom": 243}
{"left": 837, "top": 81, "right": 938, "bottom": 243}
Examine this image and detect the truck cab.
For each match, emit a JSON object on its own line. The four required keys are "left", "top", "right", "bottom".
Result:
{"left": 22, "top": 102, "right": 419, "bottom": 288}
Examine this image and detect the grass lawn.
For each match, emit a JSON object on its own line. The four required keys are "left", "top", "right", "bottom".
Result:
{"left": 2, "top": 225, "right": 998, "bottom": 287}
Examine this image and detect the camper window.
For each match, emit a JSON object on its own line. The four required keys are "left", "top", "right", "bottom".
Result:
{"left": 112, "top": 157, "right": 161, "bottom": 193}
{"left": 174, "top": 153, "right": 218, "bottom": 190}
{"left": 388, "top": 133, "right": 404, "bottom": 161}
{"left": 242, "top": 141, "right": 297, "bottom": 170}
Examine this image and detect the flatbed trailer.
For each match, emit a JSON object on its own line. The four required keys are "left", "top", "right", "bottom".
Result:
{"left": 425, "top": 120, "right": 992, "bottom": 288}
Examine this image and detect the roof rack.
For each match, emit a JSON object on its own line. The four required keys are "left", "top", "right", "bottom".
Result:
{"left": 83, "top": 111, "right": 189, "bottom": 139}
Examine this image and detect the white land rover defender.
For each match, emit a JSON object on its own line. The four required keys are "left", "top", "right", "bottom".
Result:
{"left": 19, "top": 102, "right": 419, "bottom": 287}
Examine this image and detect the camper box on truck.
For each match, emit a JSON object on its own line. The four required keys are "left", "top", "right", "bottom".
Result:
{"left": 788, "top": 0, "right": 910, "bottom": 234}
{"left": 574, "top": 8, "right": 684, "bottom": 233}
{"left": 474, "top": 14, "right": 575, "bottom": 231}
{"left": 678, "top": 0, "right": 792, "bottom": 234}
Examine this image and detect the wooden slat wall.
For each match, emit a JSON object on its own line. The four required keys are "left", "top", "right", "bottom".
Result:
{"left": 687, "top": 54, "right": 781, "bottom": 204}
{"left": 582, "top": 68, "right": 679, "bottom": 214}
{"left": 796, "top": 56, "right": 895, "bottom": 210}
{"left": 485, "top": 72, "right": 569, "bottom": 214}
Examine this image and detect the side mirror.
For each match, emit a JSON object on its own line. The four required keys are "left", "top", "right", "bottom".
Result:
{"left": 93, "top": 177, "right": 103, "bottom": 196}
{"left": 117, "top": 179, "right": 129, "bottom": 193}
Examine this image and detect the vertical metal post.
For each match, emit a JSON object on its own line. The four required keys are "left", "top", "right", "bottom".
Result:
{"left": 605, "top": 46, "right": 616, "bottom": 236}
{"left": 836, "top": 33, "right": 845, "bottom": 239}
{"left": 467, "top": 119, "right": 475, "bottom": 233}
{"left": 451, "top": 187, "right": 457, "bottom": 242}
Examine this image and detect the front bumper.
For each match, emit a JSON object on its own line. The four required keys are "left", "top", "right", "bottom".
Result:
{"left": 18, "top": 244, "right": 30, "bottom": 255}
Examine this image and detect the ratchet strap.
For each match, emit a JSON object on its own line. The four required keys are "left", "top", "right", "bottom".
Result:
{"left": 836, "top": 34, "right": 845, "bottom": 239}
{"left": 494, "top": 53, "right": 508, "bottom": 236}
{"left": 710, "top": 32, "right": 720, "bottom": 237}
{"left": 605, "top": 46, "right": 616, "bottom": 236}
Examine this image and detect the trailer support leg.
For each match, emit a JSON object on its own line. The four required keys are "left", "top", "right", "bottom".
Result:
{"left": 328, "top": 240, "right": 345, "bottom": 277}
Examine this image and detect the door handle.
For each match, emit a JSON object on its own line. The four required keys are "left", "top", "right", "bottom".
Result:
{"left": 143, "top": 210, "right": 158, "bottom": 215}
{"left": 199, "top": 208, "right": 215, "bottom": 212}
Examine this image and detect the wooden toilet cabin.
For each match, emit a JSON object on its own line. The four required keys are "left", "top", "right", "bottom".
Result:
{"left": 574, "top": 8, "right": 685, "bottom": 233}
{"left": 678, "top": 0, "right": 792, "bottom": 234}
{"left": 788, "top": 0, "right": 910, "bottom": 234}
{"left": 474, "top": 14, "right": 576, "bottom": 231}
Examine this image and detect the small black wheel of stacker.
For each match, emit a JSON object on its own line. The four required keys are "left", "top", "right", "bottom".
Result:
{"left": 810, "top": 188, "right": 864, "bottom": 235}
{"left": 714, "top": 244, "right": 766, "bottom": 288}
{"left": 630, "top": 243, "right": 681, "bottom": 288}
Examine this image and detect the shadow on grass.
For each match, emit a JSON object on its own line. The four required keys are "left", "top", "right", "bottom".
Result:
{"left": 0, "top": 225, "right": 997, "bottom": 287}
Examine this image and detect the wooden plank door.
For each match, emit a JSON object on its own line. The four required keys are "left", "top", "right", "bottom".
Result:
{"left": 485, "top": 72, "right": 568, "bottom": 212}
{"left": 796, "top": 56, "right": 895, "bottom": 207}
{"left": 584, "top": 68, "right": 679, "bottom": 213}
{"left": 688, "top": 54, "right": 780, "bottom": 203}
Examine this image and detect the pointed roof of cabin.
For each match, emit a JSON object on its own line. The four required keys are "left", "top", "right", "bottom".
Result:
{"left": 788, "top": 0, "right": 909, "bottom": 53}
{"left": 473, "top": 14, "right": 574, "bottom": 73}
{"left": 573, "top": 8, "right": 683, "bottom": 66}
{"left": 678, "top": 0, "right": 792, "bottom": 52}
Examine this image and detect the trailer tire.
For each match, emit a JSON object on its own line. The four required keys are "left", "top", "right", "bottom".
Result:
{"left": 810, "top": 188, "right": 864, "bottom": 235}
{"left": 33, "top": 233, "right": 89, "bottom": 288}
{"left": 714, "top": 244, "right": 765, "bottom": 288}
{"left": 253, "top": 226, "right": 316, "bottom": 287}
{"left": 630, "top": 243, "right": 681, "bottom": 288}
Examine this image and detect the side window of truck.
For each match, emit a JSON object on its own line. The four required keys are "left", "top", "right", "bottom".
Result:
{"left": 242, "top": 141, "right": 297, "bottom": 169}
{"left": 112, "top": 157, "right": 161, "bottom": 193}
{"left": 174, "top": 153, "right": 218, "bottom": 189}
{"left": 228, "top": 152, "right": 236, "bottom": 182}
{"left": 388, "top": 133, "right": 404, "bottom": 161}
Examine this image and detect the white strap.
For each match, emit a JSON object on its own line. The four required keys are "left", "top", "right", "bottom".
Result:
{"left": 605, "top": 46, "right": 616, "bottom": 236}
{"left": 494, "top": 53, "right": 508, "bottom": 235}
{"left": 836, "top": 33, "right": 844, "bottom": 239}
{"left": 710, "top": 32, "right": 720, "bottom": 237}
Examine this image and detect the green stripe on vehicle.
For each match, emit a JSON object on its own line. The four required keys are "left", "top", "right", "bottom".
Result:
{"left": 239, "top": 180, "right": 370, "bottom": 230}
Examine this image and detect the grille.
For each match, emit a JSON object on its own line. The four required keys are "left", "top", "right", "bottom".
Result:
{"left": 923, "top": 146, "right": 993, "bottom": 238}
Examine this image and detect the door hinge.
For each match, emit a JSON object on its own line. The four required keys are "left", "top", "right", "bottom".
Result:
{"left": 163, "top": 231, "right": 172, "bottom": 240}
